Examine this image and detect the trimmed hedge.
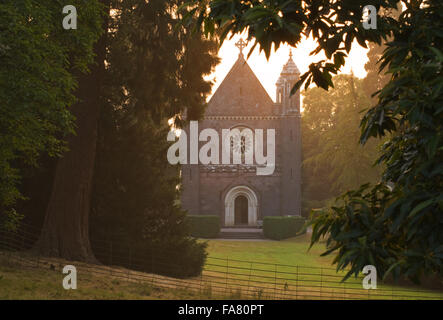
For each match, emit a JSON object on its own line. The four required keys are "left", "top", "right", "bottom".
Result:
{"left": 187, "top": 215, "right": 220, "bottom": 239}
{"left": 263, "top": 216, "right": 306, "bottom": 240}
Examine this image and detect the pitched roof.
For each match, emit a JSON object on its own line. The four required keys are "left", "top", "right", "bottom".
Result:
{"left": 205, "top": 54, "right": 275, "bottom": 116}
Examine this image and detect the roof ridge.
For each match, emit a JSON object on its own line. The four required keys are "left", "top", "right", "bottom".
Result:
{"left": 208, "top": 55, "right": 274, "bottom": 105}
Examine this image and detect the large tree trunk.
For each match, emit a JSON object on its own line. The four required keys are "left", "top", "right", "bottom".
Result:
{"left": 36, "top": 2, "right": 109, "bottom": 262}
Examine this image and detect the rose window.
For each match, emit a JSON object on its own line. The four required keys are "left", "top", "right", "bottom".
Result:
{"left": 231, "top": 134, "right": 252, "bottom": 155}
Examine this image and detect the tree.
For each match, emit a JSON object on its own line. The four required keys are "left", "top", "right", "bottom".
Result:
{"left": 362, "top": 42, "right": 390, "bottom": 102}
{"left": 302, "top": 74, "right": 383, "bottom": 214}
{"left": 35, "top": 1, "right": 108, "bottom": 261}
{"left": 0, "top": 1, "right": 102, "bottom": 231}
{"left": 3, "top": 0, "right": 218, "bottom": 263}
{"left": 362, "top": 6, "right": 400, "bottom": 102}
{"left": 182, "top": 0, "right": 443, "bottom": 281}
{"left": 36, "top": 0, "right": 219, "bottom": 262}
{"left": 90, "top": 0, "right": 219, "bottom": 275}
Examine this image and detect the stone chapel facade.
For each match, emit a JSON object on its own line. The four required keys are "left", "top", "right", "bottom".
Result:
{"left": 181, "top": 42, "right": 302, "bottom": 227}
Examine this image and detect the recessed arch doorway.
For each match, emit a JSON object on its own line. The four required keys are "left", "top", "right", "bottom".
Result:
{"left": 224, "top": 186, "right": 258, "bottom": 226}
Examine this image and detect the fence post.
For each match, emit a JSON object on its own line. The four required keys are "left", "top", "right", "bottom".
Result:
{"left": 151, "top": 252, "right": 155, "bottom": 287}
{"left": 109, "top": 241, "right": 113, "bottom": 266}
{"left": 110, "top": 241, "right": 113, "bottom": 276}
{"left": 225, "top": 257, "right": 229, "bottom": 296}
{"left": 21, "top": 226, "right": 25, "bottom": 250}
{"left": 320, "top": 267, "right": 323, "bottom": 299}
{"left": 296, "top": 266, "right": 299, "bottom": 300}
{"left": 127, "top": 244, "right": 130, "bottom": 282}
{"left": 128, "top": 245, "right": 132, "bottom": 267}
{"left": 8, "top": 234, "right": 12, "bottom": 259}
{"left": 247, "top": 262, "right": 252, "bottom": 299}
{"left": 274, "top": 264, "right": 277, "bottom": 299}
{"left": 200, "top": 270, "right": 203, "bottom": 295}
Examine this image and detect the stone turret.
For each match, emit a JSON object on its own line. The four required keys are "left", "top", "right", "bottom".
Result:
{"left": 278, "top": 51, "right": 302, "bottom": 216}
{"left": 275, "top": 51, "right": 301, "bottom": 115}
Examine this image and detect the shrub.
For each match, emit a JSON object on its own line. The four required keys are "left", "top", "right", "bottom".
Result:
{"left": 144, "top": 239, "right": 208, "bottom": 278}
{"left": 187, "top": 215, "right": 220, "bottom": 239}
{"left": 263, "top": 216, "right": 306, "bottom": 240}
{"left": 94, "top": 238, "right": 208, "bottom": 279}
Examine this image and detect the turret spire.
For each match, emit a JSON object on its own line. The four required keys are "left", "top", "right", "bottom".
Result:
{"left": 275, "top": 49, "right": 301, "bottom": 113}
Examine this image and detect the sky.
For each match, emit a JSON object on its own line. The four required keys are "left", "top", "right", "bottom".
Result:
{"left": 206, "top": 32, "right": 370, "bottom": 103}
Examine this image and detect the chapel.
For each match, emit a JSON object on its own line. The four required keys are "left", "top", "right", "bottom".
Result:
{"left": 181, "top": 40, "right": 302, "bottom": 226}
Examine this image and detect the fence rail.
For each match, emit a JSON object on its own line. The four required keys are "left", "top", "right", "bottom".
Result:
{"left": 0, "top": 225, "right": 442, "bottom": 300}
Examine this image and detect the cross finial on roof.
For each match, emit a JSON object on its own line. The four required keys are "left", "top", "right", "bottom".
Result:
{"left": 289, "top": 49, "right": 293, "bottom": 59}
{"left": 235, "top": 38, "right": 248, "bottom": 56}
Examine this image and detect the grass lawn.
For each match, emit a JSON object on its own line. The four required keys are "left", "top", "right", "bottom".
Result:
{"left": 202, "top": 234, "right": 443, "bottom": 300}
{"left": 1, "top": 235, "right": 442, "bottom": 300}
{"left": 0, "top": 254, "right": 204, "bottom": 300}
{"left": 206, "top": 233, "right": 332, "bottom": 267}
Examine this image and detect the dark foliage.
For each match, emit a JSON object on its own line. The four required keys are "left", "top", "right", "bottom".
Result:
{"left": 0, "top": 0, "right": 102, "bottom": 229}
{"left": 182, "top": 0, "right": 443, "bottom": 282}
{"left": 90, "top": 0, "right": 219, "bottom": 277}
{"left": 187, "top": 215, "right": 221, "bottom": 239}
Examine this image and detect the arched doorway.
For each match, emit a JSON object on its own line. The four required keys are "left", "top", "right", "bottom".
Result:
{"left": 234, "top": 195, "right": 248, "bottom": 225}
{"left": 224, "top": 186, "right": 258, "bottom": 226}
